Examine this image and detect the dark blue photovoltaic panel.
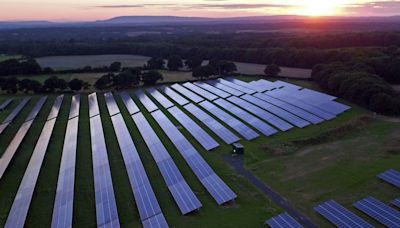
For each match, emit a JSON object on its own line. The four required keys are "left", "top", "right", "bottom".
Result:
{"left": 46, "top": 95, "right": 62, "bottom": 120}
{"left": 88, "top": 93, "right": 100, "bottom": 118}
{"left": 68, "top": 95, "right": 80, "bottom": 119}
{"left": 104, "top": 92, "right": 120, "bottom": 116}
{"left": 273, "top": 80, "right": 302, "bottom": 90}
{"left": 184, "top": 103, "right": 239, "bottom": 144}
{"left": 314, "top": 200, "right": 372, "bottom": 228}
{"left": 147, "top": 87, "right": 174, "bottom": 109}
{"left": 109, "top": 93, "right": 166, "bottom": 225}
{"left": 132, "top": 112, "right": 201, "bottom": 215}
{"left": 227, "top": 96, "right": 293, "bottom": 131}
{"left": 392, "top": 198, "right": 400, "bottom": 208}
{"left": 266, "top": 89, "right": 336, "bottom": 120}
{"left": 265, "top": 212, "right": 303, "bottom": 228}
{"left": 0, "top": 98, "right": 13, "bottom": 111}
{"left": 241, "top": 94, "right": 310, "bottom": 128}
{"left": 142, "top": 213, "right": 169, "bottom": 228}
{"left": 225, "top": 77, "right": 265, "bottom": 93}
{"left": 167, "top": 106, "right": 219, "bottom": 150}
{"left": 194, "top": 82, "right": 231, "bottom": 98}
{"left": 182, "top": 82, "right": 218, "bottom": 101}
{"left": 2, "top": 97, "right": 30, "bottom": 124}
{"left": 119, "top": 91, "right": 140, "bottom": 115}
{"left": 52, "top": 101, "right": 79, "bottom": 228}
{"left": 199, "top": 101, "right": 258, "bottom": 140}
{"left": 159, "top": 85, "right": 189, "bottom": 106}
{"left": 253, "top": 79, "right": 277, "bottom": 91}
{"left": 151, "top": 110, "right": 237, "bottom": 205}
{"left": 0, "top": 96, "right": 47, "bottom": 179}
{"left": 135, "top": 89, "right": 159, "bottom": 113}
{"left": 213, "top": 98, "right": 277, "bottom": 137}
{"left": 110, "top": 114, "right": 167, "bottom": 226}
{"left": 206, "top": 80, "right": 244, "bottom": 96}
{"left": 377, "top": 169, "right": 400, "bottom": 188}
{"left": 253, "top": 93, "right": 324, "bottom": 124}
{"left": 5, "top": 97, "right": 63, "bottom": 228}
{"left": 218, "top": 78, "right": 256, "bottom": 94}
{"left": 353, "top": 196, "right": 400, "bottom": 227}
{"left": 171, "top": 84, "right": 204, "bottom": 103}
{"left": 90, "top": 115, "right": 121, "bottom": 228}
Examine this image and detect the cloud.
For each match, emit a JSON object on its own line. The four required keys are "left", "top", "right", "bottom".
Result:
{"left": 342, "top": 0, "right": 400, "bottom": 15}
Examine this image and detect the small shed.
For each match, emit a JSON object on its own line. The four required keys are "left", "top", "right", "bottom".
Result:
{"left": 232, "top": 143, "right": 244, "bottom": 155}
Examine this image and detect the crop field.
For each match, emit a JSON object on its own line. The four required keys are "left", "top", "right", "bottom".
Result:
{"left": 36, "top": 55, "right": 312, "bottom": 79}
{"left": 0, "top": 77, "right": 398, "bottom": 227}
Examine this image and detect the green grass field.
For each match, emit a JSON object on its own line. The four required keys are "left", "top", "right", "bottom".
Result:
{"left": 0, "top": 77, "right": 399, "bottom": 227}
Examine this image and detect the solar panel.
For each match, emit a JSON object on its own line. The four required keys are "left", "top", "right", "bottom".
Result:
{"left": 147, "top": 87, "right": 174, "bottom": 109}
{"left": 213, "top": 98, "right": 278, "bottom": 137}
{"left": 0, "top": 97, "right": 30, "bottom": 135}
{"left": 217, "top": 78, "right": 256, "bottom": 94}
{"left": 0, "top": 96, "right": 47, "bottom": 179}
{"left": 193, "top": 82, "right": 231, "bottom": 98}
{"left": 273, "top": 80, "right": 302, "bottom": 90}
{"left": 353, "top": 196, "right": 400, "bottom": 227}
{"left": 255, "top": 79, "right": 278, "bottom": 91}
{"left": 171, "top": 84, "right": 204, "bottom": 103}
{"left": 265, "top": 212, "right": 303, "bottom": 228}
{"left": 52, "top": 98, "right": 80, "bottom": 228}
{"left": 68, "top": 95, "right": 80, "bottom": 119}
{"left": 5, "top": 96, "right": 63, "bottom": 228}
{"left": 151, "top": 110, "right": 237, "bottom": 205}
{"left": 0, "top": 98, "right": 13, "bottom": 111}
{"left": 135, "top": 89, "right": 159, "bottom": 113}
{"left": 266, "top": 89, "right": 336, "bottom": 120}
{"left": 314, "top": 200, "right": 372, "bottom": 228}
{"left": 116, "top": 95, "right": 168, "bottom": 224}
{"left": 47, "top": 95, "right": 64, "bottom": 121}
{"left": 182, "top": 82, "right": 218, "bottom": 101}
{"left": 167, "top": 106, "right": 219, "bottom": 150}
{"left": 184, "top": 103, "right": 239, "bottom": 144}
{"left": 104, "top": 92, "right": 120, "bottom": 116}
{"left": 110, "top": 114, "right": 167, "bottom": 226}
{"left": 88, "top": 93, "right": 100, "bottom": 118}
{"left": 377, "top": 169, "right": 400, "bottom": 188}
{"left": 227, "top": 96, "right": 293, "bottom": 131}
{"left": 392, "top": 198, "right": 400, "bottom": 208}
{"left": 119, "top": 91, "right": 140, "bottom": 115}
{"left": 132, "top": 112, "right": 202, "bottom": 214}
{"left": 199, "top": 101, "right": 258, "bottom": 140}
{"left": 90, "top": 115, "right": 121, "bottom": 228}
{"left": 206, "top": 80, "right": 244, "bottom": 96}
{"left": 253, "top": 93, "right": 324, "bottom": 124}
{"left": 159, "top": 85, "right": 189, "bottom": 106}
{"left": 240, "top": 94, "right": 310, "bottom": 128}
{"left": 225, "top": 78, "right": 265, "bottom": 93}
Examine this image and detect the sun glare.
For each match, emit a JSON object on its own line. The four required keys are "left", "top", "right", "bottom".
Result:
{"left": 296, "top": 0, "right": 346, "bottom": 16}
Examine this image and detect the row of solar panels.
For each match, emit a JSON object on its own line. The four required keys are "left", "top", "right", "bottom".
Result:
{"left": 266, "top": 169, "right": 400, "bottom": 228}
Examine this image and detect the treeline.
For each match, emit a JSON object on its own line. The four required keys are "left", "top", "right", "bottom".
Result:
{"left": 0, "top": 76, "right": 89, "bottom": 94}
{"left": 312, "top": 62, "right": 400, "bottom": 115}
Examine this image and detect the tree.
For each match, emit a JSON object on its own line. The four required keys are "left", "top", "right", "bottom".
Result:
{"left": 68, "top": 78, "right": 84, "bottom": 91}
{"left": 219, "top": 61, "right": 237, "bottom": 74}
{"left": 1, "top": 77, "right": 19, "bottom": 94}
{"left": 369, "top": 93, "right": 394, "bottom": 114}
{"left": 94, "top": 73, "right": 113, "bottom": 90}
{"left": 147, "top": 57, "right": 165, "bottom": 69}
{"left": 19, "top": 79, "right": 42, "bottom": 93}
{"left": 44, "top": 76, "right": 67, "bottom": 92}
{"left": 264, "top": 64, "right": 281, "bottom": 77}
{"left": 113, "top": 71, "right": 140, "bottom": 89}
{"left": 109, "top": 62, "right": 122, "bottom": 72}
{"left": 167, "top": 55, "right": 183, "bottom": 71}
{"left": 185, "top": 56, "right": 203, "bottom": 70}
{"left": 142, "top": 70, "right": 163, "bottom": 86}
{"left": 192, "top": 65, "right": 214, "bottom": 80}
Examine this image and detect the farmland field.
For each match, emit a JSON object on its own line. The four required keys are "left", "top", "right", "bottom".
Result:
{"left": 36, "top": 54, "right": 312, "bottom": 79}
{"left": 0, "top": 77, "right": 398, "bottom": 227}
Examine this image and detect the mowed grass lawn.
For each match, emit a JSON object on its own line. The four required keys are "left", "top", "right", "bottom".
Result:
{"left": 0, "top": 77, "right": 399, "bottom": 227}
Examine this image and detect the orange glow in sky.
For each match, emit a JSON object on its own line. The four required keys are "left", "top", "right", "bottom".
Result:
{"left": 0, "top": 0, "right": 398, "bottom": 21}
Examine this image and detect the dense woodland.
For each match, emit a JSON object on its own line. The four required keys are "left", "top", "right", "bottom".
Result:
{"left": 0, "top": 28, "right": 399, "bottom": 115}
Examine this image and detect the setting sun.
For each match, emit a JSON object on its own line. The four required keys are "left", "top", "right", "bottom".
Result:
{"left": 296, "top": 0, "right": 347, "bottom": 16}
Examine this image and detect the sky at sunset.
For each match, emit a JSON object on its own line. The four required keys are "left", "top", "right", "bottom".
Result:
{"left": 1, "top": 0, "right": 400, "bottom": 21}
